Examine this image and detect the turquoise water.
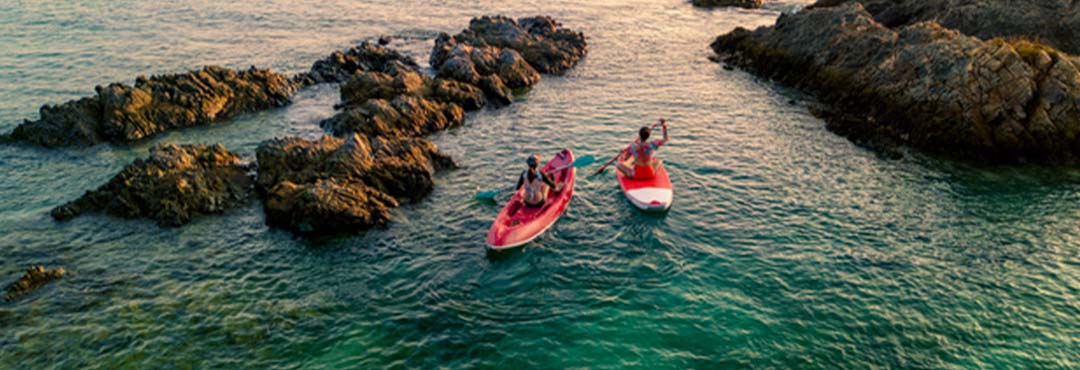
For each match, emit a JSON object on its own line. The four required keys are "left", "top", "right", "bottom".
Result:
{"left": 2, "top": 0, "right": 1079, "bottom": 368}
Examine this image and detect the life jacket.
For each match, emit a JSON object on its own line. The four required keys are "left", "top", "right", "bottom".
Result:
{"left": 522, "top": 169, "right": 547, "bottom": 206}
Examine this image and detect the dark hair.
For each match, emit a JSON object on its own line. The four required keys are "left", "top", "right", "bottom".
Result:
{"left": 639, "top": 126, "right": 651, "bottom": 141}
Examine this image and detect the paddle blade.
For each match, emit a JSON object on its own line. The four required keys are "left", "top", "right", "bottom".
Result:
{"left": 572, "top": 155, "right": 596, "bottom": 168}
{"left": 475, "top": 190, "right": 501, "bottom": 200}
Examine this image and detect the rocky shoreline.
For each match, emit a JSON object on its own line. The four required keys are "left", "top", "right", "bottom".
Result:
{"left": 713, "top": 1, "right": 1080, "bottom": 163}
{"left": 34, "top": 15, "right": 587, "bottom": 236}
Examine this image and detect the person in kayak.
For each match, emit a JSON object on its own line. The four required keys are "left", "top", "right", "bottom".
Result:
{"left": 516, "top": 155, "right": 561, "bottom": 207}
{"left": 617, "top": 118, "right": 668, "bottom": 180}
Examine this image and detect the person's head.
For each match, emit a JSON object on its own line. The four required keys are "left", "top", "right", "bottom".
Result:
{"left": 639, "top": 126, "right": 651, "bottom": 141}
{"left": 526, "top": 155, "right": 539, "bottom": 169}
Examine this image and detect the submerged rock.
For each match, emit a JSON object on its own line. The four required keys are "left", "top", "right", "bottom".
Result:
{"left": 811, "top": 0, "right": 1080, "bottom": 55}
{"left": 712, "top": 3, "right": 1080, "bottom": 163}
{"left": 7, "top": 66, "right": 297, "bottom": 147}
{"left": 51, "top": 144, "right": 253, "bottom": 226}
{"left": 5, "top": 266, "right": 65, "bottom": 301}
{"left": 294, "top": 41, "right": 421, "bottom": 86}
{"left": 691, "top": 0, "right": 764, "bottom": 8}
{"left": 255, "top": 134, "right": 454, "bottom": 235}
{"left": 432, "top": 15, "right": 587, "bottom": 76}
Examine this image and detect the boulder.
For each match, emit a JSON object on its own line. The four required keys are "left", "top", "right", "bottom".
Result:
{"left": 51, "top": 144, "right": 253, "bottom": 226}
{"left": 431, "top": 15, "right": 586, "bottom": 77}
{"left": 811, "top": 0, "right": 1080, "bottom": 55}
{"left": 255, "top": 134, "right": 455, "bottom": 235}
{"left": 294, "top": 41, "right": 421, "bottom": 85}
{"left": 691, "top": 0, "right": 764, "bottom": 8}
{"left": 320, "top": 95, "right": 465, "bottom": 138}
{"left": 712, "top": 3, "right": 1080, "bottom": 162}
{"left": 5, "top": 266, "right": 65, "bottom": 301}
{"left": 8, "top": 66, "right": 297, "bottom": 147}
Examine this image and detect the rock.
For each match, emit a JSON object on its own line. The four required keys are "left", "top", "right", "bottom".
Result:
{"left": 8, "top": 66, "right": 297, "bottom": 147}
{"left": 51, "top": 144, "right": 253, "bottom": 226}
{"left": 295, "top": 41, "right": 420, "bottom": 85}
{"left": 320, "top": 95, "right": 465, "bottom": 138}
{"left": 811, "top": 0, "right": 1080, "bottom": 55}
{"left": 691, "top": 0, "right": 764, "bottom": 8}
{"left": 255, "top": 134, "right": 455, "bottom": 235}
{"left": 712, "top": 3, "right": 1080, "bottom": 163}
{"left": 5, "top": 266, "right": 65, "bottom": 301}
{"left": 431, "top": 15, "right": 587, "bottom": 76}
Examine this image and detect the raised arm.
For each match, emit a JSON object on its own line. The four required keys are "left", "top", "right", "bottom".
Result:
{"left": 657, "top": 118, "right": 669, "bottom": 146}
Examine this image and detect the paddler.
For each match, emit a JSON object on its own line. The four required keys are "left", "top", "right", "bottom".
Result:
{"left": 616, "top": 118, "right": 668, "bottom": 179}
{"left": 516, "top": 154, "right": 561, "bottom": 207}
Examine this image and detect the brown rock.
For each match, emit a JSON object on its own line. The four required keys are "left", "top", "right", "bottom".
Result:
{"left": 51, "top": 144, "right": 253, "bottom": 226}
{"left": 5, "top": 266, "right": 65, "bottom": 301}
{"left": 8, "top": 66, "right": 297, "bottom": 147}
{"left": 713, "top": 3, "right": 1080, "bottom": 162}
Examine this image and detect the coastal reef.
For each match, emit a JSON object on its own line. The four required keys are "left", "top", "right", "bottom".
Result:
{"left": 812, "top": 0, "right": 1080, "bottom": 55}
{"left": 691, "top": 0, "right": 764, "bottom": 8}
{"left": 29, "top": 15, "right": 585, "bottom": 235}
{"left": 5, "top": 66, "right": 297, "bottom": 147}
{"left": 5, "top": 266, "right": 65, "bottom": 301}
{"left": 713, "top": 2, "right": 1080, "bottom": 162}
{"left": 51, "top": 144, "right": 253, "bottom": 226}
{"left": 255, "top": 134, "right": 454, "bottom": 235}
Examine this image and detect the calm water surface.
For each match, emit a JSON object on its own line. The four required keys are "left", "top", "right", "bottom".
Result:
{"left": 1, "top": 1, "right": 1078, "bottom": 369}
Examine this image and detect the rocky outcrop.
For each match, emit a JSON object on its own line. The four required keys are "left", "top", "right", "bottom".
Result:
{"left": 255, "top": 134, "right": 454, "bottom": 235}
{"left": 5, "top": 266, "right": 65, "bottom": 301}
{"left": 293, "top": 41, "right": 421, "bottom": 86}
{"left": 7, "top": 66, "right": 297, "bottom": 147}
{"left": 712, "top": 3, "right": 1080, "bottom": 162}
{"left": 51, "top": 144, "right": 253, "bottom": 226}
{"left": 320, "top": 61, "right": 470, "bottom": 138}
{"left": 432, "top": 16, "right": 587, "bottom": 75}
{"left": 691, "top": 0, "right": 764, "bottom": 8}
{"left": 811, "top": 0, "right": 1080, "bottom": 55}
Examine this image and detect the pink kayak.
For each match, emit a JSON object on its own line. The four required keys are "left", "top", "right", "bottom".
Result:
{"left": 486, "top": 149, "right": 576, "bottom": 250}
{"left": 616, "top": 163, "right": 673, "bottom": 212}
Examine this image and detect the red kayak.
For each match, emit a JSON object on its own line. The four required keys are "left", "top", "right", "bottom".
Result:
{"left": 486, "top": 149, "right": 576, "bottom": 250}
{"left": 616, "top": 163, "right": 673, "bottom": 212}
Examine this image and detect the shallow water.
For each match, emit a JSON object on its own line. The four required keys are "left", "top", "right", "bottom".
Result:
{"left": 2, "top": 1, "right": 1079, "bottom": 369}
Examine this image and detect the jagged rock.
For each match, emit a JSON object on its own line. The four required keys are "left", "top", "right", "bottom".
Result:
{"left": 691, "top": 0, "right": 764, "bottom": 8}
{"left": 431, "top": 15, "right": 587, "bottom": 77}
{"left": 712, "top": 3, "right": 1080, "bottom": 162}
{"left": 478, "top": 75, "right": 513, "bottom": 107}
{"left": 7, "top": 66, "right": 296, "bottom": 147}
{"left": 255, "top": 134, "right": 454, "bottom": 235}
{"left": 320, "top": 95, "right": 465, "bottom": 138}
{"left": 294, "top": 41, "right": 420, "bottom": 85}
{"left": 812, "top": 0, "right": 1080, "bottom": 55}
{"left": 5, "top": 266, "right": 65, "bottom": 301}
{"left": 51, "top": 144, "right": 253, "bottom": 226}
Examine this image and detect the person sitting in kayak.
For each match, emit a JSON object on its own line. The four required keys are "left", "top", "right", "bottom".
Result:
{"left": 617, "top": 118, "right": 668, "bottom": 180}
{"left": 516, "top": 155, "right": 562, "bottom": 207}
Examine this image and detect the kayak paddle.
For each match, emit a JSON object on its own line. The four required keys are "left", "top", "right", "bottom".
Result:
{"left": 475, "top": 154, "right": 596, "bottom": 200}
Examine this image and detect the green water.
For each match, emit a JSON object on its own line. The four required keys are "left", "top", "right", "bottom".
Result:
{"left": 1, "top": 0, "right": 1078, "bottom": 368}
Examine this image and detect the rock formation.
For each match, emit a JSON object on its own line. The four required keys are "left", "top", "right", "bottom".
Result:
{"left": 293, "top": 41, "right": 421, "bottom": 86}
{"left": 433, "top": 16, "right": 587, "bottom": 76}
{"left": 51, "top": 144, "right": 254, "bottom": 226}
{"left": 712, "top": 3, "right": 1080, "bottom": 162}
{"left": 6, "top": 66, "right": 297, "bottom": 147}
{"left": 320, "top": 61, "right": 475, "bottom": 138}
{"left": 255, "top": 134, "right": 454, "bottom": 235}
{"left": 5, "top": 266, "right": 65, "bottom": 301}
{"left": 811, "top": 0, "right": 1080, "bottom": 55}
{"left": 691, "top": 0, "right": 764, "bottom": 8}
